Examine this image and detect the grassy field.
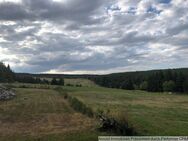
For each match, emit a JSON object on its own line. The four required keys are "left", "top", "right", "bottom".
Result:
{"left": 1, "top": 80, "right": 188, "bottom": 138}
{"left": 39, "top": 78, "right": 98, "bottom": 87}
{"left": 0, "top": 87, "right": 101, "bottom": 141}
{"left": 64, "top": 78, "right": 97, "bottom": 87}
{"left": 64, "top": 86, "right": 188, "bottom": 136}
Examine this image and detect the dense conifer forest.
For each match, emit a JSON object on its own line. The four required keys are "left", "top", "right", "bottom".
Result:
{"left": 89, "top": 68, "right": 188, "bottom": 93}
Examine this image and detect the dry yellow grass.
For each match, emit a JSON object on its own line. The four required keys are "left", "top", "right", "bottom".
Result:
{"left": 0, "top": 88, "right": 97, "bottom": 139}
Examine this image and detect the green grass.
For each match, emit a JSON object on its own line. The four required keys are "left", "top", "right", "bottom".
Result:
{"left": 0, "top": 87, "right": 101, "bottom": 141}
{"left": 63, "top": 86, "right": 188, "bottom": 135}
{"left": 38, "top": 78, "right": 98, "bottom": 87}
{"left": 4, "top": 83, "right": 56, "bottom": 89}
{"left": 1, "top": 82, "right": 188, "bottom": 137}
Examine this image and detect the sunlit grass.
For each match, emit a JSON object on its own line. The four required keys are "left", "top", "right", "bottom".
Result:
{"left": 64, "top": 86, "right": 188, "bottom": 135}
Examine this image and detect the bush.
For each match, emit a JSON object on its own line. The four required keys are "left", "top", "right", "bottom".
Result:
{"left": 68, "top": 97, "right": 93, "bottom": 117}
{"left": 66, "top": 84, "right": 74, "bottom": 87}
{"left": 98, "top": 112, "right": 136, "bottom": 135}
{"left": 55, "top": 87, "right": 93, "bottom": 117}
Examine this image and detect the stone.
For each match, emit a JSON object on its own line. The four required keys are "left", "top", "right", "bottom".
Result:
{"left": 0, "top": 85, "right": 16, "bottom": 100}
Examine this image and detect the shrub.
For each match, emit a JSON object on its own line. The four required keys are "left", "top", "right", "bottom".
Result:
{"left": 66, "top": 84, "right": 74, "bottom": 87}
{"left": 98, "top": 112, "right": 136, "bottom": 135}
{"left": 55, "top": 87, "right": 93, "bottom": 117}
{"left": 115, "top": 112, "right": 135, "bottom": 135}
{"left": 68, "top": 97, "right": 93, "bottom": 117}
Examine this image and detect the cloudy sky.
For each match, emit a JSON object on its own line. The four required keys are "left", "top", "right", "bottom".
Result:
{"left": 0, "top": 0, "right": 188, "bottom": 74}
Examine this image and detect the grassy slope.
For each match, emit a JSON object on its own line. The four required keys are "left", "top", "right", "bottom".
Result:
{"left": 2, "top": 79, "right": 188, "bottom": 137}
{"left": 64, "top": 78, "right": 97, "bottom": 87}
{"left": 64, "top": 86, "right": 188, "bottom": 136}
{"left": 0, "top": 88, "right": 100, "bottom": 141}
{"left": 39, "top": 78, "right": 97, "bottom": 87}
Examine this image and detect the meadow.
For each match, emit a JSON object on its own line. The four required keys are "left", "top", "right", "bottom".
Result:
{"left": 62, "top": 80, "right": 188, "bottom": 136}
{"left": 39, "top": 78, "right": 97, "bottom": 87}
{"left": 64, "top": 78, "right": 97, "bottom": 87}
{"left": 0, "top": 79, "right": 188, "bottom": 140}
{"left": 0, "top": 87, "right": 101, "bottom": 141}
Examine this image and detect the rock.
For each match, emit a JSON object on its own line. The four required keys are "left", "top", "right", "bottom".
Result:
{"left": 0, "top": 86, "right": 16, "bottom": 100}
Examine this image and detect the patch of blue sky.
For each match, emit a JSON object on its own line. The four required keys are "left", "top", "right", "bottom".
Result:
{"left": 106, "top": 4, "right": 120, "bottom": 11}
{"left": 158, "top": 0, "right": 171, "bottom": 4}
{"left": 127, "top": 7, "right": 137, "bottom": 14}
{"left": 147, "top": 6, "right": 162, "bottom": 14}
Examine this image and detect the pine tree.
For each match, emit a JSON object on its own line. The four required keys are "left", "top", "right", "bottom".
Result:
{"left": 147, "top": 72, "right": 163, "bottom": 92}
{"left": 175, "top": 72, "right": 184, "bottom": 92}
{"left": 0, "top": 62, "right": 14, "bottom": 82}
{"left": 51, "top": 78, "right": 58, "bottom": 85}
{"left": 164, "top": 69, "right": 172, "bottom": 81}
{"left": 58, "top": 78, "right": 64, "bottom": 86}
{"left": 121, "top": 79, "right": 134, "bottom": 90}
{"left": 183, "top": 78, "right": 188, "bottom": 93}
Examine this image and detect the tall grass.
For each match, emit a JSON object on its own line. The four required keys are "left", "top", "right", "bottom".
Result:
{"left": 56, "top": 87, "right": 94, "bottom": 117}
{"left": 68, "top": 97, "right": 94, "bottom": 117}
{"left": 96, "top": 109, "right": 136, "bottom": 135}
{"left": 56, "top": 87, "right": 136, "bottom": 135}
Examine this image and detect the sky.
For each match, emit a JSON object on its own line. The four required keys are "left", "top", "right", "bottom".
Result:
{"left": 0, "top": 0, "right": 188, "bottom": 74}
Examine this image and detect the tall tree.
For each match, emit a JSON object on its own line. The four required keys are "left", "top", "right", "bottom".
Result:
{"left": 183, "top": 78, "right": 188, "bottom": 93}
{"left": 58, "top": 78, "right": 64, "bottom": 86}
{"left": 175, "top": 72, "right": 185, "bottom": 92}
{"left": 51, "top": 78, "right": 58, "bottom": 85}
{"left": 163, "top": 80, "right": 175, "bottom": 92}
{"left": 121, "top": 79, "right": 134, "bottom": 90}
{"left": 147, "top": 72, "right": 163, "bottom": 92}
{"left": 0, "top": 62, "right": 14, "bottom": 82}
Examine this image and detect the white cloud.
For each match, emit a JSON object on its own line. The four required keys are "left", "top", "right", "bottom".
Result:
{"left": 0, "top": 0, "right": 188, "bottom": 74}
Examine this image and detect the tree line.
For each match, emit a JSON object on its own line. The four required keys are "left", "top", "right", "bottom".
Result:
{"left": 15, "top": 75, "right": 64, "bottom": 86}
{"left": 1, "top": 62, "right": 187, "bottom": 93}
{"left": 89, "top": 68, "right": 188, "bottom": 93}
{"left": 0, "top": 62, "right": 14, "bottom": 82}
{"left": 0, "top": 62, "right": 64, "bottom": 86}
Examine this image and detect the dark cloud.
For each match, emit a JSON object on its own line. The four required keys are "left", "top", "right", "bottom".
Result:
{"left": 166, "top": 23, "right": 188, "bottom": 35}
{"left": 0, "top": 2, "right": 32, "bottom": 20}
{"left": 0, "top": 0, "right": 107, "bottom": 25}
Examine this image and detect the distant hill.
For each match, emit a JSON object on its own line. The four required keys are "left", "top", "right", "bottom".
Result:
{"left": 89, "top": 68, "right": 188, "bottom": 93}
{"left": 16, "top": 68, "right": 188, "bottom": 79}
{"left": 15, "top": 68, "right": 188, "bottom": 93}
{"left": 15, "top": 73, "right": 98, "bottom": 79}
